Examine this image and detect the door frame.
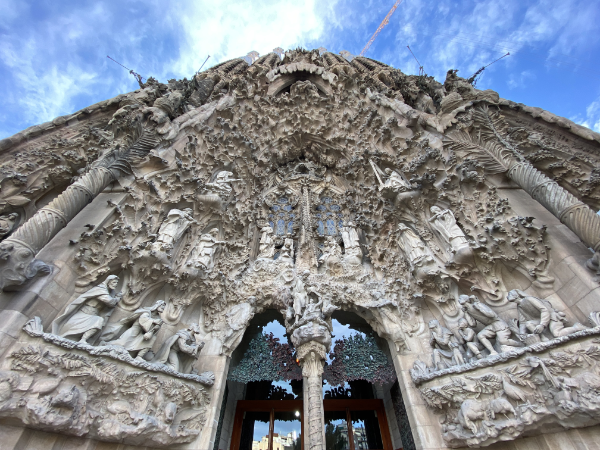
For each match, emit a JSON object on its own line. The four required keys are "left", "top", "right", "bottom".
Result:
{"left": 230, "top": 399, "right": 394, "bottom": 450}
{"left": 231, "top": 399, "right": 304, "bottom": 450}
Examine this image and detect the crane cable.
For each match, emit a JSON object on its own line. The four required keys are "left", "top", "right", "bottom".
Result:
{"left": 359, "top": 0, "right": 403, "bottom": 57}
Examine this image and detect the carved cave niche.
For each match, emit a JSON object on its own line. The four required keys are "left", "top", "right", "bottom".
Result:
{"left": 268, "top": 72, "right": 331, "bottom": 97}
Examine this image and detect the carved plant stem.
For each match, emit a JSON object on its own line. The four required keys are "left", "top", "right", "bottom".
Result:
{"left": 0, "top": 130, "right": 160, "bottom": 290}
{"left": 453, "top": 107, "right": 600, "bottom": 253}
{"left": 298, "top": 342, "right": 326, "bottom": 450}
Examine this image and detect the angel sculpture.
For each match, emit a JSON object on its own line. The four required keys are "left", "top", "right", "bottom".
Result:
{"left": 204, "top": 171, "right": 241, "bottom": 196}
{"left": 369, "top": 159, "right": 411, "bottom": 192}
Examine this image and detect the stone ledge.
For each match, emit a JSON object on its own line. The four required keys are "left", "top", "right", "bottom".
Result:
{"left": 22, "top": 319, "right": 214, "bottom": 386}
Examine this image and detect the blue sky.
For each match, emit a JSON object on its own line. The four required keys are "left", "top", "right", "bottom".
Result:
{"left": 1, "top": 0, "right": 599, "bottom": 139}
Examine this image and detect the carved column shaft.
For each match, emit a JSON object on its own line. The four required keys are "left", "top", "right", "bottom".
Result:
{"left": 507, "top": 162, "right": 600, "bottom": 251}
{"left": 298, "top": 342, "right": 326, "bottom": 450}
{"left": 297, "top": 183, "right": 317, "bottom": 270}
{"left": 0, "top": 130, "right": 160, "bottom": 290}
{"left": 476, "top": 107, "right": 600, "bottom": 252}
{"left": 8, "top": 167, "right": 115, "bottom": 254}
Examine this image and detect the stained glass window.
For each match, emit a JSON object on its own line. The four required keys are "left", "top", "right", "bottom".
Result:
{"left": 315, "top": 196, "right": 343, "bottom": 236}
{"left": 270, "top": 197, "right": 295, "bottom": 236}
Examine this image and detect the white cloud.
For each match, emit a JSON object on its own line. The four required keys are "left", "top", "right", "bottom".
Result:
{"left": 571, "top": 96, "right": 600, "bottom": 132}
{"left": 507, "top": 70, "right": 535, "bottom": 89}
{"left": 0, "top": 38, "right": 98, "bottom": 125}
{"left": 163, "top": 0, "right": 338, "bottom": 79}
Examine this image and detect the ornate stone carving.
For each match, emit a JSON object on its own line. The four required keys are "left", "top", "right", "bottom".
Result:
{"left": 152, "top": 324, "right": 204, "bottom": 373}
{"left": 0, "top": 128, "right": 161, "bottom": 291}
{"left": 51, "top": 275, "right": 122, "bottom": 343}
{"left": 507, "top": 289, "right": 587, "bottom": 340}
{"left": 0, "top": 343, "right": 210, "bottom": 446}
{"left": 257, "top": 224, "right": 275, "bottom": 259}
{"left": 2, "top": 47, "right": 600, "bottom": 450}
{"left": 418, "top": 333, "right": 600, "bottom": 447}
{"left": 458, "top": 294, "right": 522, "bottom": 355}
{"left": 0, "top": 212, "right": 18, "bottom": 240}
{"left": 429, "top": 319, "right": 465, "bottom": 370}
{"left": 102, "top": 300, "right": 166, "bottom": 360}
{"left": 151, "top": 208, "right": 195, "bottom": 254}
{"left": 221, "top": 296, "right": 256, "bottom": 356}
{"left": 429, "top": 206, "right": 473, "bottom": 265}
{"left": 186, "top": 228, "right": 225, "bottom": 270}
{"left": 24, "top": 316, "right": 215, "bottom": 385}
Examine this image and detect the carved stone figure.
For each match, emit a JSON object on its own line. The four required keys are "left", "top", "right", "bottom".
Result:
{"left": 428, "top": 319, "right": 464, "bottom": 370}
{"left": 152, "top": 208, "right": 195, "bottom": 252}
{"left": 507, "top": 289, "right": 587, "bottom": 338}
{"left": 221, "top": 296, "right": 256, "bottom": 355}
{"left": 455, "top": 317, "right": 482, "bottom": 360}
{"left": 286, "top": 272, "right": 336, "bottom": 350}
{"left": 397, "top": 223, "right": 430, "bottom": 265}
{"left": 152, "top": 323, "right": 204, "bottom": 373}
{"left": 318, "top": 236, "right": 342, "bottom": 273}
{"left": 187, "top": 228, "right": 225, "bottom": 270}
{"left": 204, "top": 171, "right": 240, "bottom": 196}
{"left": 51, "top": 275, "right": 121, "bottom": 343}
{"left": 0, "top": 213, "right": 18, "bottom": 239}
{"left": 366, "top": 296, "right": 409, "bottom": 353}
{"left": 429, "top": 206, "right": 473, "bottom": 264}
{"left": 397, "top": 223, "right": 442, "bottom": 281}
{"left": 370, "top": 159, "right": 410, "bottom": 191}
{"left": 458, "top": 294, "right": 522, "bottom": 355}
{"left": 292, "top": 271, "right": 310, "bottom": 323}
{"left": 279, "top": 237, "right": 294, "bottom": 262}
{"left": 257, "top": 225, "right": 275, "bottom": 259}
{"left": 102, "top": 300, "right": 166, "bottom": 359}
{"left": 340, "top": 221, "right": 362, "bottom": 264}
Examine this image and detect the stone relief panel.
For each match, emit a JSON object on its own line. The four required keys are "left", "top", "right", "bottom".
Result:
{"left": 0, "top": 341, "right": 210, "bottom": 447}
{"left": 417, "top": 329, "right": 600, "bottom": 448}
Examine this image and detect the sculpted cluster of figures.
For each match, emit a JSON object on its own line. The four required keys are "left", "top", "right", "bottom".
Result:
{"left": 50, "top": 275, "right": 204, "bottom": 374}
{"left": 427, "top": 290, "right": 589, "bottom": 371}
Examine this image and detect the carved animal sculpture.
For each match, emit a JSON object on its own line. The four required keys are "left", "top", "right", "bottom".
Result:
{"left": 457, "top": 397, "right": 515, "bottom": 435}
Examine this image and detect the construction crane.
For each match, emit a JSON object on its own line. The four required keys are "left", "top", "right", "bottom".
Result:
{"left": 359, "top": 0, "right": 403, "bottom": 57}
{"left": 467, "top": 52, "right": 510, "bottom": 87}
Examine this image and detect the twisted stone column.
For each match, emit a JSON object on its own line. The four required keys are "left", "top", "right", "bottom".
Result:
{"left": 297, "top": 341, "right": 326, "bottom": 450}
{"left": 0, "top": 131, "right": 160, "bottom": 291}
{"left": 474, "top": 107, "right": 600, "bottom": 254}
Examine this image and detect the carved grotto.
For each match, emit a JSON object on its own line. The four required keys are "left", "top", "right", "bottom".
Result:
{"left": 0, "top": 48, "right": 599, "bottom": 450}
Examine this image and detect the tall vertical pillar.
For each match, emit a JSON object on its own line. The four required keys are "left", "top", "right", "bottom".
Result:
{"left": 297, "top": 342, "right": 327, "bottom": 450}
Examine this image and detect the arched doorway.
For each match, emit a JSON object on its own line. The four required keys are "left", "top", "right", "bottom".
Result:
{"left": 219, "top": 310, "right": 413, "bottom": 450}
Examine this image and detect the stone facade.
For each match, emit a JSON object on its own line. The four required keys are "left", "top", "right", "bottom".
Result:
{"left": 0, "top": 48, "right": 599, "bottom": 450}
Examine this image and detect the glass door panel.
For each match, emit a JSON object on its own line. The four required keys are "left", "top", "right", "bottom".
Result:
{"left": 273, "top": 411, "right": 302, "bottom": 450}
{"left": 325, "top": 410, "right": 350, "bottom": 450}
{"left": 323, "top": 400, "right": 393, "bottom": 450}
{"left": 238, "top": 411, "right": 270, "bottom": 450}
{"left": 350, "top": 411, "right": 384, "bottom": 450}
